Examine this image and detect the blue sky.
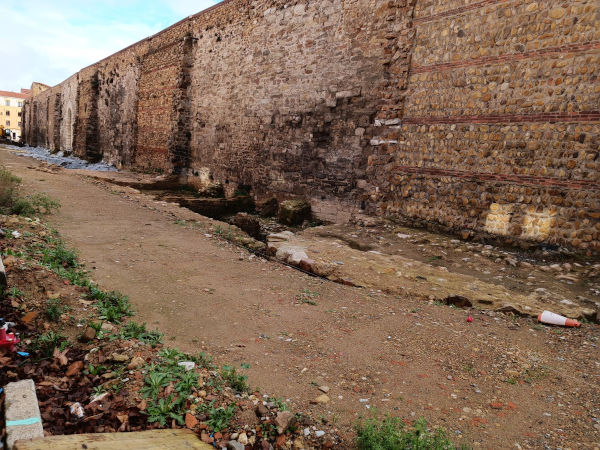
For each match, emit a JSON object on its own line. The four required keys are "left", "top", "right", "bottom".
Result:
{"left": 2, "top": 0, "right": 219, "bottom": 92}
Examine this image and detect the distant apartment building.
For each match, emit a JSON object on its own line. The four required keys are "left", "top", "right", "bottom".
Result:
{"left": 0, "top": 89, "right": 30, "bottom": 141}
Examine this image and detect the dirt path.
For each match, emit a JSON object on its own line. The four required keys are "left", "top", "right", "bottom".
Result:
{"left": 2, "top": 148, "right": 599, "bottom": 448}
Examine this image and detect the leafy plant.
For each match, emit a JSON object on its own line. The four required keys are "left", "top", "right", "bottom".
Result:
{"left": 120, "top": 321, "right": 163, "bottom": 347}
{"left": 94, "top": 291, "right": 134, "bottom": 324}
{"left": 221, "top": 365, "right": 248, "bottom": 393}
{"left": 0, "top": 167, "right": 21, "bottom": 213}
{"left": 356, "top": 415, "right": 460, "bottom": 450}
{"left": 31, "top": 331, "right": 68, "bottom": 358}
{"left": 140, "top": 369, "right": 172, "bottom": 399}
{"left": 42, "top": 243, "right": 78, "bottom": 268}
{"left": 11, "top": 193, "right": 60, "bottom": 216}
{"left": 268, "top": 397, "right": 289, "bottom": 411}
{"left": 44, "top": 298, "right": 68, "bottom": 322}
{"left": 296, "top": 288, "right": 319, "bottom": 306}
{"left": 201, "top": 401, "right": 236, "bottom": 432}
{"left": 92, "top": 385, "right": 107, "bottom": 396}
{"left": 85, "top": 364, "right": 108, "bottom": 376}
{"left": 146, "top": 395, "right": 184, "bottom": 426}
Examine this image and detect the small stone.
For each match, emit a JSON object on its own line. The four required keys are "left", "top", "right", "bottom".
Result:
{"left": 312, "top": 394, "right": 330, "bottom": 404}
{"left": 79, "top": 327, "right": 97, "bottom": 342}
{"left": 237, "top": 432, "right": 249, "bottom": 445}
{"left": 185, "top": 413, "right": 198, "bottom": 429}
{"left": 318, "top": 385, "right": 330, "bottom": 393}
{"left": 275, "top": 410, "right": 296, "bottom": 434}
{"left": 549, "top": 7, "right": 565, "bottom": 19}
{"left": 228, "top": 441, "right": 245, "bottom": 450}
{"left": 3, "top": 255, "right": 17, "bottom": 268}
{"left": 101, "top": 322, "right": 114, "bottom": 332}
{"left": 110, "top": 353, "right": 130, "bottom": 363}
{"left": 256, "top": 403, "right": 269, "bottom": 416}
{"left": 315, "top": 430, "right": 325, "bottom": 438}
{"left": 201, "top": 432, "right": 214, "bottom": 444}
{"left": 293, "top": 438, "right": 305, "bottom": 449}
{"left": 127, "top": 356, "right": 145, "bottom": 370}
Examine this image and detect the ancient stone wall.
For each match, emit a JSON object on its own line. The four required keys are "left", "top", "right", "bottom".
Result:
{"left": 21, "top": 0, "right": 600, "bottom": 251}
{"left": 59, "top": 75, "right": 78, "bottom": 151}
{"left": 370, "top": 0, "right": 600, "bottom": 251}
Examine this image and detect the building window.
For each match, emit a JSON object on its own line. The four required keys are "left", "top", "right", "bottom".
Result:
{"left": 18, "top": 101, "right": 23, "bottom": 107}
{"left": 4, "top": 100, "right": 9, "bottom": 106}
{"left": 5, "top": 111, "right": 9, "bottom": 116}
{"left": 18, "top": 122, "right": 21, "bottom": 126}
{"left": 18, "top": 112, "right": 21, "bottom": 117}
{"left": 5, "top": 120, "right": 10, "bottom": 126}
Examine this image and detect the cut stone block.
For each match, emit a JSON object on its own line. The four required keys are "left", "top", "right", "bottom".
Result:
{"left": 4, "top": 379, "right": 44, "bottom": 450}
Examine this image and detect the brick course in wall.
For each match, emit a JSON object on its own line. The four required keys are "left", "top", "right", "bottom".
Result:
{"left": 22, "top": 0, "right": 600, "bottom": 251}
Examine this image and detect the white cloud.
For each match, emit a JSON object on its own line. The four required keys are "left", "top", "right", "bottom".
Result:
{"left": 1, "top": 0, "right": 217, "bottom": 92}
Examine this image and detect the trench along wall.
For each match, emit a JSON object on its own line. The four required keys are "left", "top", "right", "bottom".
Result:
{"left": 21, "top": 0, "right": 600, "bottom": 251}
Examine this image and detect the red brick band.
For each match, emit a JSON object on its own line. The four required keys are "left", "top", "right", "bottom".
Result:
{"left": 402, "top": 111, "right": 600, "bottom": 125}
{"left": 394, "top": 166, "right": 600, "bottom": 191}
{"left": 411, "top": 41, "right": 600, "bottom": 74}
{"left": 135, "top": 145, "right": 168, "bottom": 154}
{"left": 414, "top": 0, "right": 509, "bottom": 24}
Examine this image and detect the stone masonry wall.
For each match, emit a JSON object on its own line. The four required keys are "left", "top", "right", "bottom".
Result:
{"left": 369, "top": 0, "right": 600, "bottom": 251}
{"left": 22, "top": 0, "right": 600, "bottom": 251}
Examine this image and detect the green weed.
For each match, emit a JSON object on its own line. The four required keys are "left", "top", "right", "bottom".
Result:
{"left": 221, "top": 365, "right": 248, "bottom": 393}
{"left": 356, "top": 415, "right": 460, "bottom": 450}
{"left": 296, "top": 288, "right": 319, "bottom": 306}
{"left": 11, "top": 193, "right": 60, "bottom": 216}
{"left": 201, "top": 401, "right": 236, "bottom": 432}
{"left": 120, "top": 321, "right": 163, "bottom": 347}
{"left": 31, "top": 331, "right": 68, "bottom": 358}
{"left": 85, "top": 364, "right": 108, "bottom": 376}
{"left": 7, "top": 287, "right": 25, "bottom": 298}
{"left": 44, "top": 298, "right": 68, "bottom": 322}
{"left": 92, "top": 291, "right": 134, "bottom": 324}
{"left": 146, "top": 395, "right": 184, "bottom": 427}
{"left": 268, "top": 397, "right": 289, "bottom": 411}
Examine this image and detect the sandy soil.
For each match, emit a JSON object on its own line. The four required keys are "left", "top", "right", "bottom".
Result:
{"left": 2, "top": 147, "right": 599, "bottom": 448}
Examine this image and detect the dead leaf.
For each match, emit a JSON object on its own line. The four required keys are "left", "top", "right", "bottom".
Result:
{"left": 22, "top": 311, "right": 39, "bottom": 325}
{"left": 66, "top": 361, "right": 84, "bottom": 377}
{"left": 53, "top": 347, "right": 69, "bottom": 366}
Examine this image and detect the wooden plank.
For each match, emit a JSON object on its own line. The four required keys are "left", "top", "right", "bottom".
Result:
{"left": 14, "top": 429, "right": 213, "bottom": 450}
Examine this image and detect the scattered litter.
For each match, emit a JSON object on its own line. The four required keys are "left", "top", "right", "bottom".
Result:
{"left": 396, "top": 234, "right": 410, "bottom": 239}
{"left": 0, "top": 319, "right": 20, "bottom": 352}
{"left": 466, "top": 316, "right": 473, "bottom": 323}
{"left": 16, "top": 352, "right": 29, "bottom": 357}
{"left": 11, "top": 230, "right": 21, "bottom": 238}
{"left": 315, "top": 430, "right": 325, "bottom": 438}
{"left": 178, "top": 361, "right": 196, "bottom": 371}
{"left": 537, "top": 311, "right": 580, "bottom": 328}
{"left": 70, "top": 402, "right": 85, "bottom": 418}
{"left": 90, "top": 392, "right": 109, "bottom": 403}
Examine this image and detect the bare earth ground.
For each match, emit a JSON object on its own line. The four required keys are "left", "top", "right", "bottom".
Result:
{"left": 2, "top": 147, "right": 599, "bottom": 449}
